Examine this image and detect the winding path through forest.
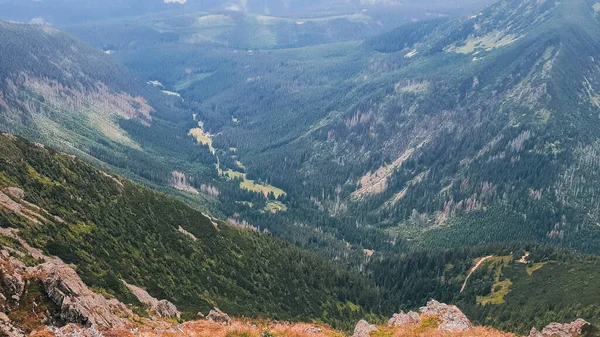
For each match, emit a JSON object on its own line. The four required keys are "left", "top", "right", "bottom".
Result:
{"left": 460, "top": 255, "right": 494, "bottom": 293}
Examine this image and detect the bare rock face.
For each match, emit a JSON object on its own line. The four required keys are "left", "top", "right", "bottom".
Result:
{"left": 5, "top": 187, "right": 24, "bottom": 200}
{"left": 0, "top": 313, "right": 24, "bottom": 337}
{"left": 156, "top": 300, "right": 180, "bottom": 319}
{"left": 0, "top": 251, "right": 27, "bottom": 312}
{"left": 207, "top": 308, "right": 231, "bottom": 325}
{"left": 1, "top": 266, "right": 25, "bottom": 307}
{"left": 122, "top": 281, "right": 180, "bottom": 319}
{"left": 419, "top": 300, "right": 472, "bottom": 332}
{"left": 352, "top": 319, "right": 378, "bottom": 337}
{"left": 34, "top": 262, "right": 130, "bottom": 328}
{"left": 52, "top": 323, "right": 104, "bottom": 337}
{"left": 529, "top": 319, "right": 590, "bottom": 337}
{"left": 388, "top": 311, "right": 421, "bottom": 326}
{"left": 0, "top": 229, "right": 137, "bottom": 334}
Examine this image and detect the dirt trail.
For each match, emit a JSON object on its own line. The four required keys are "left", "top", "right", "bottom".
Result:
{"left": 460, "top": 255, "right": 493, "bottom": 293}
{"left": 517, "top": 251, "right": 530, "bottom": 263}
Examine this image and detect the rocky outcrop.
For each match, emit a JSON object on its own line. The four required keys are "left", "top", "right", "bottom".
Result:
{"left": 35, "top": 262, "right": 131, "bottom": 328}
{"left": 178, "top": 226, "right": 198, "bottom": 241}
{"left": 207, "top": 308, "right": 231, "bottom": 325}
{"left": 122, "top": 281, "right": 180, "bottom": 319}
{"left": 352, "top": 319, "right": 377, "bottom": 337}
{"left": 0, "top": 228, "right": 132, "bottom": 330}
{"left": 388, "top": 311, "right": 421, "bottom": 326}
{"left": 156, "top": 300, "right": 180, "bottom": 319}
{"left": 529, "top": 319, "right": 590, "bottom": 337}
{"left": 4, "top": 187, "right": 24, "bottom": 200}
{"left": 419, "top": 300, "right": 472, "bottom": 332}
{"left": 0, "top": 313, "right": 24, "bottom": 337}
{"left": 0, "top": 264, "right": 25, "bottom": 309}
{"left": 51, "top": 324, "right": 104, "bottom": 337}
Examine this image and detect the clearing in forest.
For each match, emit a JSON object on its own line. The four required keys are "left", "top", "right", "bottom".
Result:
{"left": 189, "top": 122, "right": 215, "bottom": 154}
{"left": 220, "top": 168, "right": 286, "bottom": 198}
{"left": 476, "top": 255, "right": 514, "bottom": 305}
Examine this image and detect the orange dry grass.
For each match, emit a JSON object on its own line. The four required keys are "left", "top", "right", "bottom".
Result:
{"left": 156, "top": 320, "right": 340, "bottom": 337}
{"left": 35, "top": 319, "right": 517, "bottom": 337}
{"left": 91, "top": 320, "right": 341, "bottom": 337}
{"left": 115, "top": 322, "right": 514, "bottom": 337}
{"left": 384, "top": 325, "right": 517, "bottom": 337}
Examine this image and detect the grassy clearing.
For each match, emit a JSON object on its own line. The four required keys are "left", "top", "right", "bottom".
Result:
{"left": 220, "top": 169, "right": 286, "bottom": 198}
{"left": 175, "top": 72, "right": 215, "bottom": 91}
{"left": 478, "top": 279, "right": 513, "bottom": 305}
{"left": 240, "top": 177, "right": 286, "bottom": 199}
{"left": 264, "top": 201, "right": 288, "bottom": 213}
{"left": 526, "top": 262, "right": 547, "bottom": 276}
{"left": 196, "top": 14, "right": 235, "bottom": 27}
{"left": 476, "top": 255, "right": 513, "bottom": 305}
{"left": 189, "top": 124, "right": 215, "bottom": 154}
{"left": 446, "top": 31, "right": 522, "bottom": 54}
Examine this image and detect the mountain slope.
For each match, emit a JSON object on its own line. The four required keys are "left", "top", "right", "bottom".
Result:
{"left": 0, "top": 19, "right": 396, "bottom": 276}
{"left": 0, "top": 133, "right": 383, "bottom": 328}
{"left": 370, "top": 243, "right": 600, "bottom": 335}
{"left": 0, "top": 20, "right": 230, "bottom": 217}
{"left": 151, "top": 0, "right": 600, "bottom": 254}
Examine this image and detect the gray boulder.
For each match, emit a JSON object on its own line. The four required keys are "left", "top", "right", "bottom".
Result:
{"left": 207, "top": 308, "right": 231, "bottom": 325}
{"left": 352, "top": 319, "right": 377, "bottom": 337}
{"left": 419, "top": 300, "right": 471, "bottom": 332}
{"left": 156, "top": 300, "right": 180, "bottom": 319}
{"left": 388, "top": 311, "right": 421, "bottom": 326}
{"left": 529, "top": 319, "right": 590, "bottom": 337}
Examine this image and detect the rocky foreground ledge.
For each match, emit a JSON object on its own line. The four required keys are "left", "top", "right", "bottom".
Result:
{"left": 352, "top": 300, "right": 592, "bottom": 337}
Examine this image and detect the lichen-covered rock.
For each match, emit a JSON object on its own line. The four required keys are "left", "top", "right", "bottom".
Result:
{"left": 388, "top": 311, "right": 421, "bottom": 326}
{"left": 1, "top": 267, "right": 25, "bottom": 305}
{"left": 156, "top": 299, "right": 180, "bottom": 319}
{"left": 5, "top": 187, "right": 24, "bottom": 200}
{"left": 529, "top": 319, "right": 590, "bottom": 337}
{"left": 352, "top": 319, "right": 377, "bottom": 337}
{"left": 122, "top": 281, "right": 180, "bottom": 319}
{"left": 35, "top": 262, "right": 130, "bottom": 328}
{"left": 419, "top": 300, "right": 472, "bottom": 332}
{"left": 52, "top": 323, "right": 104, "bottom": 337}
{"left": 0, "top": 313, "right": 24, "bottom": 337}
{"left": 0, "top": 229, "right": 134, "bottom": 332}
{"left": 207, "top": 308, "right": 231, "bottom": 325}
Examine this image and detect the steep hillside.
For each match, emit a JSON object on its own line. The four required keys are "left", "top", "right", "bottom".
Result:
{"left": 0, "top": 21, "right": 219, "bottom": 198}
{"left": 370, "top": 244, "right": 600, "bottom": 335}
{"left": 1, "top": 136, "right": 600, "bottom": 335}
{"left": 137, "top": 0, "right": 600, "bottom": 254}
{"left": 0, "top": 133, "right": 383, "bottom": 329}
{"left": 0, "top": 19, "right": 392, "bottom": 274}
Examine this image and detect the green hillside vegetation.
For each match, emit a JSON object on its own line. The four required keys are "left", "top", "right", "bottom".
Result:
{"left": 370, "top": 244, "right": 600, "bottom": 335}
{"left": 106, "top": 0, "right": 600, "bottom": 258}
{"left": 0, "top": 21, "right": 394, "bottom": 267}
{"left": 3, "top": 134, "right": 600, "bottom": 334}
{"left": 0, "top": 134, "right": 383, "bottom": 328}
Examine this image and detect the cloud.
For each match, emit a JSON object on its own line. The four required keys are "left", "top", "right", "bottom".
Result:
{"left": 164, "top": 0, "right": 187, "bottom": 3}
{"left": 29, "top": 17, "right": 49, "bottom": 25}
